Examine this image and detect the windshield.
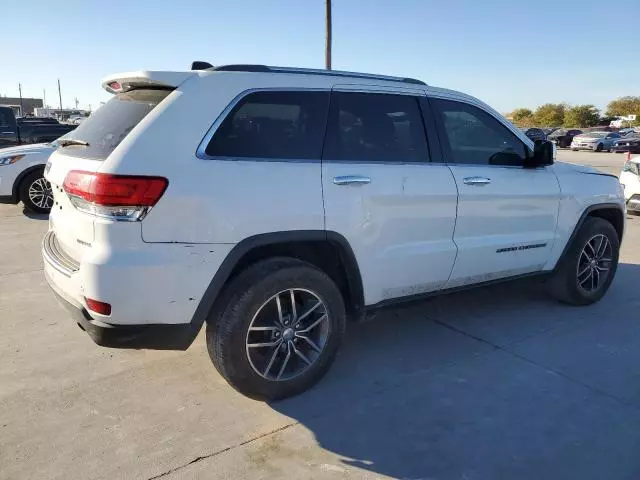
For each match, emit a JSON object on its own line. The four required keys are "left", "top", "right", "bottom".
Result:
{"left": 582, "top": 132, "right": 607, "bottom": 138}
{"left": 57, "top": 89, "right": 171, "bottom": 159}
{"left": 549, "top": 129, "right": 566, "bottom": 137}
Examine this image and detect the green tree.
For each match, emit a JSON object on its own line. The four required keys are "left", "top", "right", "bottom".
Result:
{"left": 606, "top": 96, "right": 640, "bottom": 117}
{"left": 564, "top": 105, "right": 600, "bottom": 128}
{"left": 533, "top": 103, "right": 565, "bottom": 127}
{"left": 510, "top": 108, "right": 534, "bottom": 127}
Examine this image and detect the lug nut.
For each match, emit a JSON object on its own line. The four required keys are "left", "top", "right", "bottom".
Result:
{"left": 296, "top": 324, "right": 300, "bottom": 329}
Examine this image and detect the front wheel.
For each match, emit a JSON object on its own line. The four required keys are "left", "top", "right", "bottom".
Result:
{"left": 206, "top": 258, "right": 346, "bottom": 400}
{"left": 548, "top": 217, "right": 619, "bottom": 305}
{"left": 19, "top": 170, "right": 53, "bottom": 213}
{"left": 595, "top": 143, "right": 604, "bottom": 152}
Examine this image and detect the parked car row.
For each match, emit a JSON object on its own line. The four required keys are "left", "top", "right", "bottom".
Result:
{"left": 1, "top": 107, "right": 76, "bottom": 149}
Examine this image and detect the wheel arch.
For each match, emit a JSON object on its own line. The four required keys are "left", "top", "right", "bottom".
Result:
{"left": 554, "top": 203, "right": 624, "bottom": 272}
{"left": 185, "top": 230, "right": 364, "bottom": 346}
{"left": 12, "top": 164, "right": 46, "bottom": 202}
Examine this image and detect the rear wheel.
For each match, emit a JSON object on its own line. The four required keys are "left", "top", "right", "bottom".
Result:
{"left": 207, "top": 258, "right": 346, "bottom": 400}
{"left": 19, "top": 170, "right": 53, "bottom": 214}
{"left": 548, "top": 217, "right": 619, "bottom": 305}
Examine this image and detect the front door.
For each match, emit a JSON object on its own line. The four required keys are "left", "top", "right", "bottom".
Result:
{"left": 322, "top": 89, "right": 459, "bottom": 305}
{"left": 429, "top": 97, "right": 561, "bottom": 288}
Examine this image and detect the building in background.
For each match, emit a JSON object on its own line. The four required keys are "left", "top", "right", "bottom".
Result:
{"left": 0, "top": 96, "right": 43, "bottom": 116}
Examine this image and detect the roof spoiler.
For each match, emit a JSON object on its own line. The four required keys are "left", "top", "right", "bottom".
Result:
{"left": 101, "top": 71, "right": 197, "bottom": 94}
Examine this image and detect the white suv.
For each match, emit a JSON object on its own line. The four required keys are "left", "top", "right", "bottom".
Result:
{"left": 43, "top": 63, "right": 625, "bottom": 399}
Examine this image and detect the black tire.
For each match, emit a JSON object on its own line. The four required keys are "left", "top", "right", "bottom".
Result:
{"left": 571, "top": 148, "right": 579, "bottom": 151}
{"left": 206, "top": 257, "right": 346, "bottom": 400}
{"left": 548, "top": 217, "right": 619, "bottom": 305}
{"left": 19, "top": 169, "right": 53, "bottom": 214}
{"left": 595, "top": 143, "right": 603, "bottom": 152}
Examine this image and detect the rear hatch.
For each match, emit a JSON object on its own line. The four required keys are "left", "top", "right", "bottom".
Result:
{"left": 45, "top": 85, "right": 176, "bottom": 263}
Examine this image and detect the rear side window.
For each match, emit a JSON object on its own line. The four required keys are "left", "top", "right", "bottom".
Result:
{"left": 58, "top": 89, "right": 171, "bottom": 159}
{"left": 0, "top": 109, "right": 13, "bottom": 128}
{"left": 205, "top": 91, "right": 329, "bottom": 160}
{"left": 323, "top": 92, "right": 429, "bottom": 162}
{"left": 432, "top": 98, "right": 527, "bottom": 166}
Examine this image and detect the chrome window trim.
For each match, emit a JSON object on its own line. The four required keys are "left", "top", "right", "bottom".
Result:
{"left": 195, "top": 87, "right": 330, "bottom": 161}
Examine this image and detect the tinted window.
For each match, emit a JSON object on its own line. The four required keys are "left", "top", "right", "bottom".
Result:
{"left": 323, "top": 92, "right": 429, "bottom": 162}
{"left": 60, "top": 89, "right": 171, "bottom": 160}
{"left": 432, "top": 98, "right": 526, "bottom": 166}
{"left": 607, "top": 133, "right": 620, "bottom": 138}
{"left": 205, "top": 91, "right": 329, "bottom": 160}
{"left": 0, "top": 109, "right": 12, "bottom": 128}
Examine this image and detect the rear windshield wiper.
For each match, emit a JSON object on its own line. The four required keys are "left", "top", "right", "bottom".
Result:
{"left": 58, "top": 139, "right": 89, "bottom": 147}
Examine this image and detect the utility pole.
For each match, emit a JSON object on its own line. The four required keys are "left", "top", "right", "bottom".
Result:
{"left": 74, "top": 97, "right": 79, "bottom": 109}
{"left": 325, "top": 0, "right": 332, "bottom": 70}
{"left": 18, "top": 83, "right": 23, "bottom": 116}
{"left": 57, "top": 79, "right": 63, "bottom": 115}
{"left": 43, "top": 89, "right": 46, "bottom": 109}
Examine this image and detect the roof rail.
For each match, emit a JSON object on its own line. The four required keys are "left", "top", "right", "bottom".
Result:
{"left": 210, "top": 64, "right": 426, "bottom": 86}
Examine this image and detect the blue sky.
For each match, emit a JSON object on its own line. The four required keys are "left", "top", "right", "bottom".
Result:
{"left": 2, "top": 0, "right": 638, "bottom": 113}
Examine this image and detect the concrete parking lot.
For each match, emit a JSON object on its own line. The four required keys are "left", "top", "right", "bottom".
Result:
{"left": 1, "top": 150, "right": 640, "bottom": 480}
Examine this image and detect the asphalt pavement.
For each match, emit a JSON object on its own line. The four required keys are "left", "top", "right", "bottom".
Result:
{"left": 1, "top": 150, "right": 639, "bottom": 480}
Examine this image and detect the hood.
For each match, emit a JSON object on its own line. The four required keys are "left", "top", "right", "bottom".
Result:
{"left": 553, "top": 161, "right": 615, "bottom": 177}
{"left": 0, "top": 143, "right": 56, "bottom": 157}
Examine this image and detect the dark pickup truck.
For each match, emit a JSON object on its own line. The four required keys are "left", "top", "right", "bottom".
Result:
{"left": 0, "top": 106, "right": 76, "bottom": 148}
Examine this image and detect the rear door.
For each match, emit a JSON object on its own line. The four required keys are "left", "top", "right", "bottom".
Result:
{"left": 429, "top": 97, "right": 561, "bottom": 288}
{"left": 322, "top": 88, "right": 458, "bottom": 305}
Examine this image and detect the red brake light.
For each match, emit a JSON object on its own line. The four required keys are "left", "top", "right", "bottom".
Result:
{"left": 85, "top": 297, "right": 112, "bottom": 316}
{"left": 63, "top": 171, "right": 168, "bottom": 207}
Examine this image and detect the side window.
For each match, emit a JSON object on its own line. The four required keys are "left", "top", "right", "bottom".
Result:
{"left": 323, "top": 92, "right": 429, "bottom": 162}
{"left": 205, "top": 91, "right": 329, "bottom": 160}
{"left": 0, "top": 110, "right": 11, "bottom": 128}
{"left": 432, "top": 98, "right": 527, "bottom": 166}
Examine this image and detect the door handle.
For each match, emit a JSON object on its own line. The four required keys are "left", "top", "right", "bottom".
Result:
{"left": 463, "top": 176, "right": 491, "bottom": 186}
{"left": 333, "top": 175, "right": 371, "bottom": 186}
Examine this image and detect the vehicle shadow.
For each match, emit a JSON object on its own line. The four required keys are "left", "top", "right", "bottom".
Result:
{"left": 269, "top": 263, "right": 640, "bottom": 479}
{"left": 22, "top": 208, "right": 48, "bottom": 220}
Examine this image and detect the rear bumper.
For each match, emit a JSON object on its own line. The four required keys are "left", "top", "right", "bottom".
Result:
{"left": 45, "top": 267, "right": 196, "bottom": 350}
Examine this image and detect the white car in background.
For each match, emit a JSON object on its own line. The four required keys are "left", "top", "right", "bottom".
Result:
{"left": 0, "top": 142, "right": 57, "bottom": 213}
{"left": 620, "top": 155, "right": 640, "bottom": 213}
{"left": 571, "top": 132, "right": 621, "bottom": 152}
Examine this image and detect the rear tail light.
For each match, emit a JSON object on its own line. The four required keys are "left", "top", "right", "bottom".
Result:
{"left": 85, "top": 297, "right": 112, "bottom": 316}
{"left": 63, "top": 170, "right": 168, "bottom": 221}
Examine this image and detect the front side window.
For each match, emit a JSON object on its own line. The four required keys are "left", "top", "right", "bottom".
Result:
{"left": 432, "top": 98, "right": 527, "bottom": 166}
{"left": 323, "top": 92, "right": 429, "bottom": 163}
{"left": 205, "top": 91, "right": 329, "bottom": 160}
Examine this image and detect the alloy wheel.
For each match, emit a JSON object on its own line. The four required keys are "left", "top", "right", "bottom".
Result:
{"left": 28, "top": 177, "right": 53, "bottom": 210}
{"left": 246, "top": 288, "right": 330, "bottom": 381}
{"left": 576, "top": 234, "right": 612, "bottom": 293}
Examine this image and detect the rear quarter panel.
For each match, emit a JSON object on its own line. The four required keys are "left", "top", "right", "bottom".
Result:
{"left": 101, "top": 72, "right": 330, "bottom": 244}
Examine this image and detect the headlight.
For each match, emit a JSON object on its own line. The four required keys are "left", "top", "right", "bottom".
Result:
{"left": 0, "top": 155, "right": 25, "bottom": 166}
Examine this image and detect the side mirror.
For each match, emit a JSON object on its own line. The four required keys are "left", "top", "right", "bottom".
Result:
{"left": 525, "top": 140, "right": 554, "bottom": 168}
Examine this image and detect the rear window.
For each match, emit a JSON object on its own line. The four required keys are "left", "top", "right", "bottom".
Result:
{"left": 57, "top": 89, "right": 171, "bottom": 159}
